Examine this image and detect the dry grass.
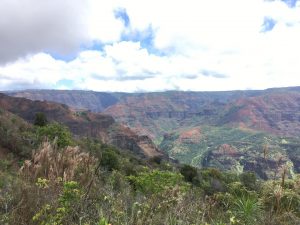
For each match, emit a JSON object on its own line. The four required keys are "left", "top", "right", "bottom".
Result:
{"left": 20, "top": 140, "right": 96, "bottom": 182}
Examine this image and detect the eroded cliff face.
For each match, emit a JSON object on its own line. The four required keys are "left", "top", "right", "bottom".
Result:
{"left": 220, "top": 92, "right": 300, "bottom": 136}
{"left": 159, "top": 125, "right": 300, "bottom": 179}
{"left": 108, "top": 124, "right": 163, "bottom": 158}
{"left": 104, "top": 91, "right": 300, "bottom": 140}
{"left": 104, "top": 93, "right": 228, "bottom": 142}
{"left": 204, "top": 143, "right": 289, "bottom": 180}
{"left": 9, "top": 89, "right": 300, "bottom": 139}
{"left": 0, "top": 93, "right": 163, "bottom": 158}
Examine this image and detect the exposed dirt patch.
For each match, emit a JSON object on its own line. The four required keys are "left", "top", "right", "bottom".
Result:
{"left": 178, "top": 127, "right": 202, "bottom": 144}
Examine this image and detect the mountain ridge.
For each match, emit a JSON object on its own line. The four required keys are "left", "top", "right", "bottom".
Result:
{"left": 0, "top": 93, "right": 164, "bottom": 158}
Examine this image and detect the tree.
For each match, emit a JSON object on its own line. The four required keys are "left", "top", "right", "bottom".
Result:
{"left": 34, "top": 112, "right": 48, "bottom": 127}
{"left": 100, "top": 148, "right": 120, "bottom": 171}
{"left": 180, "top": 164, "right": 198, "bottom": 183}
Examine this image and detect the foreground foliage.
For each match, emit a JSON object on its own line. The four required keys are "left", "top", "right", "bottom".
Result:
{"left": 1, "top": 147, "right": 300, "bottom": 224}
{"left": 1, "top": 122, "right": 300, "bottom": 224}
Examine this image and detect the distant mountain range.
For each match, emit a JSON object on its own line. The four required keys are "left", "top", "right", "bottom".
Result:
{"left": 5, "top": 86, "right": 300, "bottom": 179}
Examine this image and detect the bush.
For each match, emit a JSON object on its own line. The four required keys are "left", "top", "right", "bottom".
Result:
{"left": 36, "top": 122, "right": 73, "bottom": 148}
{"left": 199, "top": 168, "right": 225, "bottom": 195}
{"left": 149, "top": 155, "right": 163, "bottom": 165}
{"left": 100, "top": 148, "right": 120, "bottom": 171}
{"left": 180, "top": 164, "right": 198, "bottom": 183}
{"left": 240, "top": 172, "right": 258, "bottom": 191}
{"left": 127, "top": 170, "right": 189, "bottom": 194}
{"left": 79, "top": 137, "right": 102, "bottom": 158}
{"left": 34, "top": 112, "right": 48, "bottom": 127}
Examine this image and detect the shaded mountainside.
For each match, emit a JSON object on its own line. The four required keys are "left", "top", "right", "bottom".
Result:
{"left": 0, "top": 93, "right": 163, "bottom": 158}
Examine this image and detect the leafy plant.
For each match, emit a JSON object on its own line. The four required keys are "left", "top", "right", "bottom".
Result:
{"left": 36, "top": 122, "right": 73, "bottom": 148}
{"left": 128, "top": 170, "right": 189, "bottom": 194}
{"left": 233, "top": 195, "right": 262, "bottom": 225}
{"left": 100, "top": 147, "right": 120, "bottom": 171}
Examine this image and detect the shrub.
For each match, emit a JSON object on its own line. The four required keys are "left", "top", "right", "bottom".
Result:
{"left": 199, "top": 168, "right": 225, "bottom": 195}
{"left": 79, "top": 137, "right": 102, "bottom": 158}
{"left": 149, "top": 155, "right": 163, "bottom": 164}
{"left": 180, "top": 164, "right": 198, "bottom": 183}
{"left": 36, "top": 122, "right": 73, "bottom": 148}
{"left": 127, "top": 170, "right": 189, "bottom": 194}
{"left": 233, "top": 195, "right": 262, "bottom": 225}
{"left": 32, "top": 180, "right": 82, "bottom": 225}
{"left": 100, "top": 148, "right": 120, "bottom": 171}
{"left": 34, "top": 112, "right": 48, "bottom": 127}
{"left": 240, "top": 172, "right": 258, "bottom": 191}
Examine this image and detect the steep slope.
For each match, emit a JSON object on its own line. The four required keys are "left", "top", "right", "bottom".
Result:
{"left": 160, "top": 125, "right": 300, "bottom": 179}
{"left": 0, "top": 107, "right": 34, "bottom": 158}
{"left": 104, "top": 89, "right": 300, "bottom": 178}
{"left": 0, "top": 93, "right": 163, "bottom": 158}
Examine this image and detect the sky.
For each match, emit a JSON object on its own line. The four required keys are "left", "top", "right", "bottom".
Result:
{"left": 0, "top": 0, "right": 300, "bottom": 92}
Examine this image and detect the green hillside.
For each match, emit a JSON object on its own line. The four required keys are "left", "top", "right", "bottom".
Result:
{"left": 2, "top": 98, "right": 300, "bottom": 224}
{"left": 160, "top": 125, "right": 300, "bottom": 179}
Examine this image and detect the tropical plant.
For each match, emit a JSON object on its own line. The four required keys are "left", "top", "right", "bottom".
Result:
{"left": 233, "top": 195, "right": 262, "bottom": 225}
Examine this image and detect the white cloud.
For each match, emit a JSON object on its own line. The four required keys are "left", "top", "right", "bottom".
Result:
{"left": 0, "top": 0, "right": 88, "bottom": 64}
{"left": 86, "top": 0, "right": 124, "bottom": 43}
{"left": 0, "top": 0, "right": 126, "bottom": 64}
{"left": 0, "top": 0, "right": 300, "bottom": 92}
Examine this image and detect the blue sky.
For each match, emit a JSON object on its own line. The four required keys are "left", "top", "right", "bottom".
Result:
{"left": 0, "top": 0, "right": 300, "bottom": 92}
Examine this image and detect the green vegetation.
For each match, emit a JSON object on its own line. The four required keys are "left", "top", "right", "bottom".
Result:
{"left": 0, "top": 108, "right": 34, "bottom": 158}
{"left": 2, "top": 107, "right": 300, "bottom": 224}
{"left": 36, "top": 122, "right": 73, "bottom": 148}
{"left": 160, "top": 125, "right": 300, "bottom": 179}
{"left": 128, "top": 170, "right": 189, "bottom": 194}
{"left": 100, "top": 146, "right": 120, "bottom": 171}
{"left": 2, "top": 131, "right": 300, "bottom": 224}
{"left": 180, "top": 164, "right": 198, "bottom": 183}
{"left": 34, "top": 112, "right": 48, "bottom": 127}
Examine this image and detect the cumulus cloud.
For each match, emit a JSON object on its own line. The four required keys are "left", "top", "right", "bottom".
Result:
{"left": 0, "top": 0, "right": 300, "bottom": 91}
{"left": 0, "top": 0, "right": 85, "bottom": 64}
{"left": 0, "top": 0, "right": 126, "bottom": 64}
